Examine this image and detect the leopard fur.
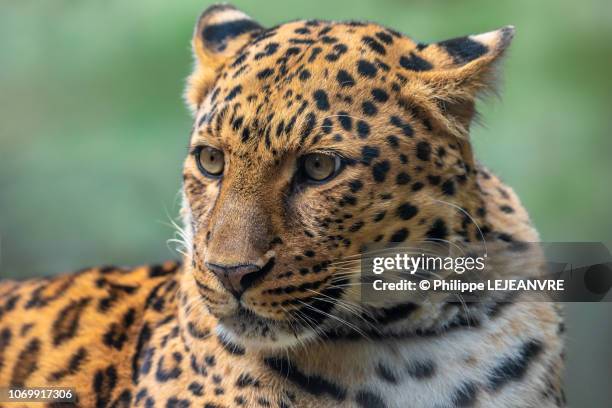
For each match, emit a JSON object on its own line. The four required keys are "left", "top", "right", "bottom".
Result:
{"left": 0, "top": 4, "right": 565, "bottom": 407}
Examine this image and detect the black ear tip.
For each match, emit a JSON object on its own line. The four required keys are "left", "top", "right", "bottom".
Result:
{"left": 194, "top": 3, "right": 262, "bottom": 54}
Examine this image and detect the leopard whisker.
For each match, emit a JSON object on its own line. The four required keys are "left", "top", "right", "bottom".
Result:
{"left": 293, "top": 298, "right": 371, "bottom": 341}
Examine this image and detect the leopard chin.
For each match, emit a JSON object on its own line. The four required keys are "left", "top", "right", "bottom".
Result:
{"left": 215, "top": 306, "right": 320, "bottom": 350}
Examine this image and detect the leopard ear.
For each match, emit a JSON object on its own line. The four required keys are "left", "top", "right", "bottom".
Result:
{"left": 185, "top": 4, "right": 263, "bottom": 112}
{"left": 408, "top": 26, "right": 515, "bottom": 138}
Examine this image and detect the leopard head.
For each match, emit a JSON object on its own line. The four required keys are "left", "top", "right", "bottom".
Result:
{"left": 180, "top": 4, "right": 514, "bottom": 349}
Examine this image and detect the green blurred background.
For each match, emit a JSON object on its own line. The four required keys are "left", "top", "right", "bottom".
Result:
{"left": 0, "top": 0, "right": 610, "bottom": 405}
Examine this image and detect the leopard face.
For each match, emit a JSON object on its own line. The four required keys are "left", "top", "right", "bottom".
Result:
{"left": 180, "top": 5, "right": 514, "bottom": 349}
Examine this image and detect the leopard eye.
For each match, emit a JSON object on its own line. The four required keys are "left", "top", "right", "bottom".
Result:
{"left": 196, "top": 146, "right": 225, "bottom": 177}
{"left": 302, "top": 153, "right": 341, "bottom": 182}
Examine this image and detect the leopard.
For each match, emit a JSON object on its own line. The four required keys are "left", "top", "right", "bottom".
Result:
{"left": 0, "top": 4, "right": 566, "bottom": 407}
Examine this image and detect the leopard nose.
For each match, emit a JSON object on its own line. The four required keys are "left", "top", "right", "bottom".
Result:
{"left": 205, "top": 262, "right": 263, "bottom": 298}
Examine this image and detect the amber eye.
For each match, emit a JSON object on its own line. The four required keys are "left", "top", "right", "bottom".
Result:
{"left": 195, "top": 146, "right": 225, "bottom": 177}
{"left": 302, "top": 153, "right": 341, "bottom": 182}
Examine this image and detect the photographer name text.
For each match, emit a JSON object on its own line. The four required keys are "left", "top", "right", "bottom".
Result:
{"left": 372, "top": 279, "right": 565, "bottom": 292}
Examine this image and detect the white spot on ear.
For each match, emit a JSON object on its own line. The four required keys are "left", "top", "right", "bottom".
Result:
{"left": 470, "top": 25, "right": 515, "bottom": 51}
{"left": 209, "top": 8, "right": 254, "bottom": 25}
{"left": 470, "top": 30, "right": 497, "bottom": 44}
